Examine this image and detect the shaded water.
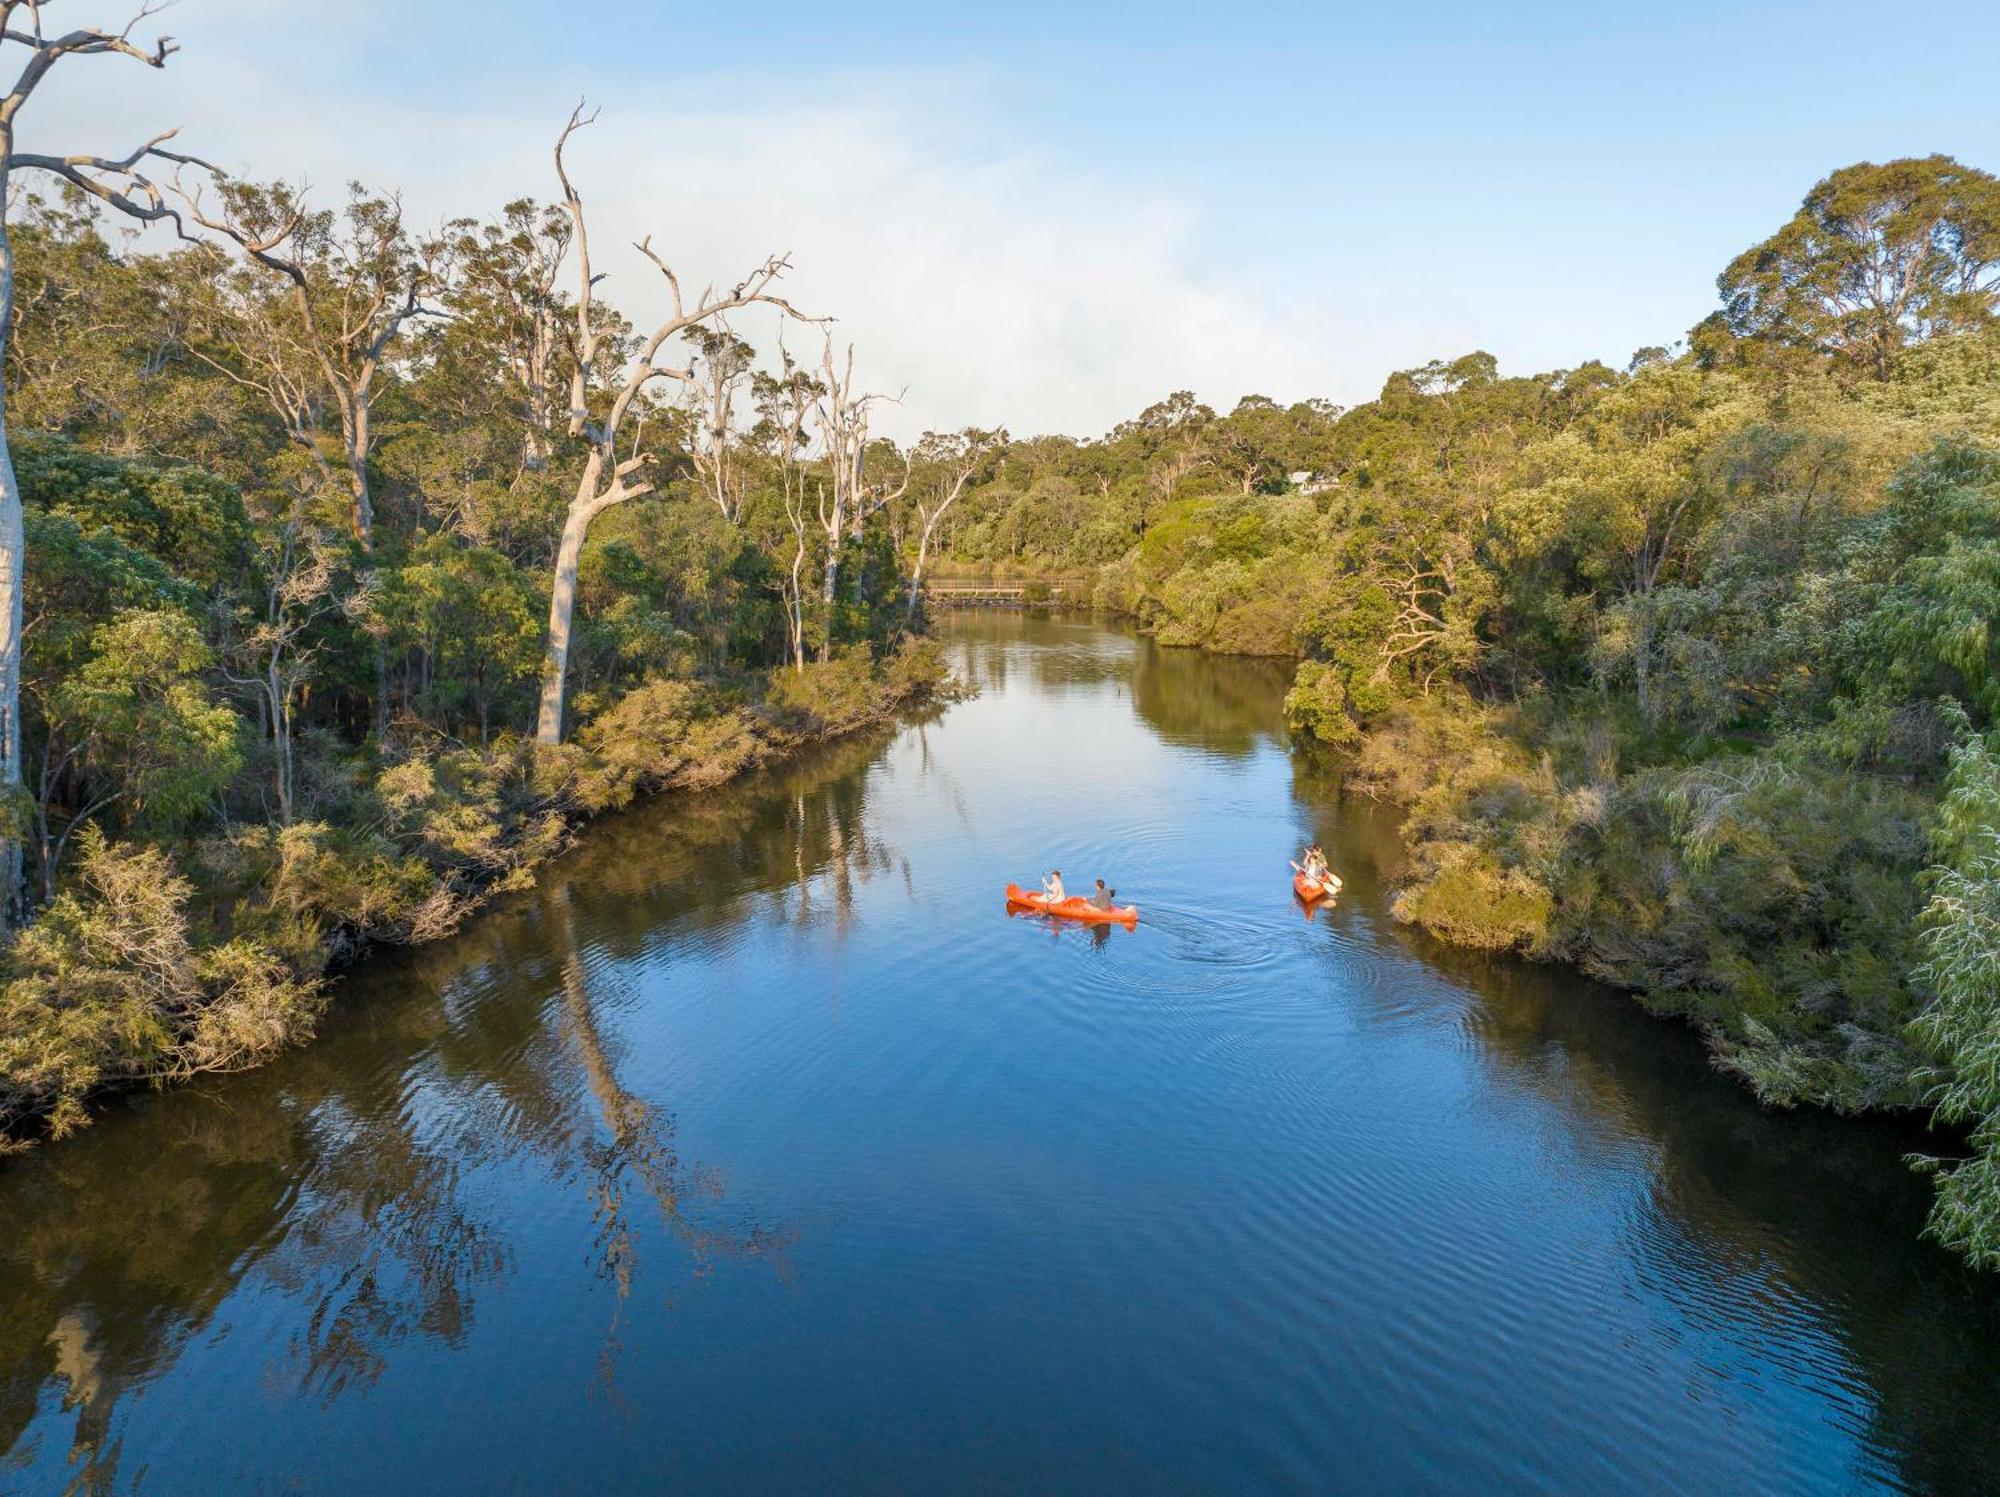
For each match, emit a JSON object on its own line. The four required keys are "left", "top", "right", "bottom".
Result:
{"left": 3, "top": 614, "right": 1998, "bottom": 1494}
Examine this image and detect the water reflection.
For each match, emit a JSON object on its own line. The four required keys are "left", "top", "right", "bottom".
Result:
{"left": 0, "top": 736, "right": 896, "bottom": 1490}
{"left": 1091, "top": 618, "right": 2000, "bottom": 1493}
{"left": 941, "top": 610, "right": 1139, "bottom": 699}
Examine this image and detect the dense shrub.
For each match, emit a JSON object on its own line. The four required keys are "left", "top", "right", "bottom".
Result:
{"left": 1, "top": 639, "right": 962, "bottom": 1147}
{"left": 577, "top": 679, "right": 764, "bottom": 811}
{"left": 0, "top": 829, "right": 322, "bottom": 1143}
{"left": 763, "top": 645, "right": 883, "bottom": 735}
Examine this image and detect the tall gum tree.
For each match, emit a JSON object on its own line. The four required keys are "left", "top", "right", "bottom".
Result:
{"left": 173, "top": 179, "right": 449, "bottom": 551}
{"left": 682, "top": 321, "right": 756, "bottom": 524}
{"left": 0, "top": 2, "right": 191, "bottom": 928}
{"left": 811, "top": 337, "right": 906, "bottom": 638}
{"left": 752, "top": 347, "right": 822, "bottom": 671}
{"left": 534, "top": 106, "right": 818, "bottom": 744}
{"left": 446, "top": 198, "right": 572, "bottom": 474}
{"left": 1719, "top": 155, "right": 2000, "bottom": 380}
{"left": 904, "top": 428, "right": 1001, "bottom": 620}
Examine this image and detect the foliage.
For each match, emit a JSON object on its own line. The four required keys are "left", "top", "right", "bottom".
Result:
{"left": 12, "top": 147, "right": 2000, "bottom": 1271}
{"left": 0, "top": 828, "right": 322, "bottom": 1142}
{"left": 0, "top": 193, "right": 970, "bottom": 1146}
{"left": 1717, "top": 156, "right": 2000, "bottom": 381}
{"left": 1911, "top": 719, "right": 2000, "bottom": 1268}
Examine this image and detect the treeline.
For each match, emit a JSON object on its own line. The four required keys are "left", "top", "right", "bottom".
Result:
{"left": 0, "top": 25, "right": 982, "bottom": 1143}
{"left": 935, "top": 155, "right": 2000, "bottom": 1269}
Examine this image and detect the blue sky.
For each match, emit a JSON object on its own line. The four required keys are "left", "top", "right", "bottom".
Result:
{"left": 37, "top": 0, "right": 2000, "bottom": 436}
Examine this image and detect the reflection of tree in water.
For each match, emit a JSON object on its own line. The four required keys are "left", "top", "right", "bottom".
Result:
{"left": 0, "top": 1015, "right": 510, "bottom": 1490}
{"left": 1292, "top": 763, "right": 2000, "bottom": 1496}
{"left": 951, "top": 610, "right": 1294, "bottom": 755}
{"left": 0, "top": 728, "right": 901, "bottom": 1488}
{"left": 1129, "top": 635, "right": 1294, "bottom": 756}
{"left": 948, "top": 610, "right": 1140, "bottom": 698}
{"left": 772, "top": 763, "right": 902, "bottom": 937}
{"left": 276, "top": 1103, "right": 508, "bottom": 1406}
{"left": 551, "top": 886, "right": 795, "bottom": 1403}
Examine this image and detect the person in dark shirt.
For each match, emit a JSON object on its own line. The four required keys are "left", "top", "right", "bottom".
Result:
{"left": 1089, "top": 878, "right": 1116, "bottom": 910}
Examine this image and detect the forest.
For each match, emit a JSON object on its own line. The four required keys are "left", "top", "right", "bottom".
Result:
{"left": 1, "top": 13, "right": 1999, "bottom": 1275}
{"left": 0, "top": 32, "right": 969, "bottom": 1147}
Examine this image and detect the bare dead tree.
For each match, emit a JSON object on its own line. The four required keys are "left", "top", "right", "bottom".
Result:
{"left": 812, "top": 337, "right": 907, "bottom": 641}
{"left": 905, "top": 427, "right": 1003, "bottom": 621}
{"left": 534, "top": 105, "right": 819, "bottom": 744}
{"left": 0, "top": 2, "right": 193, "bottom": 928}
{"left": 682, "top": 320, "right": 755, "bottom": 523}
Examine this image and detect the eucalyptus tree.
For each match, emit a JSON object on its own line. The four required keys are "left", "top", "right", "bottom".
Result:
{"left": 682, "top": 321, "right": 756, "bottom": 524}
{"left": 217, "top": 518, "right": 364, "bottom": 826}
{"left": 4, "top": 191, "right": 226, "bottom": 460}
{"left": 534, "top": 105, "right": 817, "bottom": 744}
{"left": 445, "top": 198, "right": 572, "bottom": 473}
{"left": 174, "top": 178, "right": 450, "bottom": 549}
{"left": 812, "top": 337, "right": 907, "bottom": 627}
{"left": 752, "top": 349, "right": 822, "bottom": 671}
{"left": 1720, "top": 155, "right": 2000, "bottom": 380}
{"left": 33, "top": 608, "right": 239, "bottom": 900}
{"left": 0, "top": 2, "right": 192, "bottom": 928}
{"left": 1114, "top": 390, "right": 1215, "bottom": 532}
{"left": 904, "top": 427, "right": 1002, "bottom": 619}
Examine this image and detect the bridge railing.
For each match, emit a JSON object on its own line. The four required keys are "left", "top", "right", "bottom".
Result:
{"left": 921, "top": 576, "right": 1090, "bottom": 606}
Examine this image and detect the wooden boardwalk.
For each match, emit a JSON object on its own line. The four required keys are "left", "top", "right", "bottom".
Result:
{"left": 922, "top": 578, "right": 1086, "bottom": 607}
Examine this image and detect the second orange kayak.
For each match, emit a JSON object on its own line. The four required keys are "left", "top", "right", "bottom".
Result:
{"left": 1005, "top": 883, "right": 1139, "bottom": 925}
{"left": 1294, "top": 871, "right": 1335, "bottom": 903}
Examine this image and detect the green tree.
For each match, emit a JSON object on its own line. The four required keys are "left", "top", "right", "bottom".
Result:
{"left": 37, "top": 609, "right": 240, "bottom": 899}
{"left": 1913, "top": 716, "right": 2000, "bottom": 1269}
{"left": 1719, "top": 155, "right": 2000, "bottom": 380}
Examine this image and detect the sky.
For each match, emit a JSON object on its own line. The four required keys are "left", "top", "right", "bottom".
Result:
{"left": 25, "top": 0, "right": 2000, "bottom": 440}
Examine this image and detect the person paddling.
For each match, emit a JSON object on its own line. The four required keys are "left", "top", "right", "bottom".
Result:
{"left": 1089, "top": 878, "right": 1116, "bottom": 911}
{"left": 1293, "top": 845, "right": 1341, "bottom": 893}
{"left": 1042, "top": 869, "right": 1066, "bottom": 903}
{"left": 1309, "top": 846, "right": 1342, "bottom": 893}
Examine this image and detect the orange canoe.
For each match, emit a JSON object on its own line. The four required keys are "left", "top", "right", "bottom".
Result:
{"left": 1005, "top": 883, "right": 1139, "bottom": 925}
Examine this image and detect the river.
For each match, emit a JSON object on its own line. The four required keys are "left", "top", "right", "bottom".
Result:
{"left": 2, "top": 614, "right": 1997, "bottom": 1494}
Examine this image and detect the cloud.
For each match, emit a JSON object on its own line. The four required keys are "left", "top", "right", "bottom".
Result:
{"left": 17, "top": 9, "right": 1354, "bottom": 441}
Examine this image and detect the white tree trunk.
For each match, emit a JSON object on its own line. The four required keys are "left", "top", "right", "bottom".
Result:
{"left": 907, "top": 520, "right": 937, "bottom": 620}
{"left": 536, "top": 479, "right": 598, "bottom": 745}
{"left": 0, "top": 208, "right": 24, "bottom": 926}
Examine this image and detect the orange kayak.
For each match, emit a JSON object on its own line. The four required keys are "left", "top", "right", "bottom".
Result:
{"left": 1294, "top": 871, "right": 1334, "bottom": 903}
{"left": 1005, "top": 883, "right": 1139, "bottom": 925}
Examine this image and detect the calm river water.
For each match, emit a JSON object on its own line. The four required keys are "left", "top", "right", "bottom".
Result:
{"left": 3, "top": 614, "right": 1999, "bottom": 1494}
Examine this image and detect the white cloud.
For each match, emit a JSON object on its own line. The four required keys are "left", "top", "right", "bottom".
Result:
{"left": 16, "top": 8, "right": 1376, "bottom": 441}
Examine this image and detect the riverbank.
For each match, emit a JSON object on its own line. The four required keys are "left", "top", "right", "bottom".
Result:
{"left": 0, "top": 638, "right": 965, "bottom": 1151}
{"left": 988, "top": 565, "right": 1967, "bottom": 1234}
